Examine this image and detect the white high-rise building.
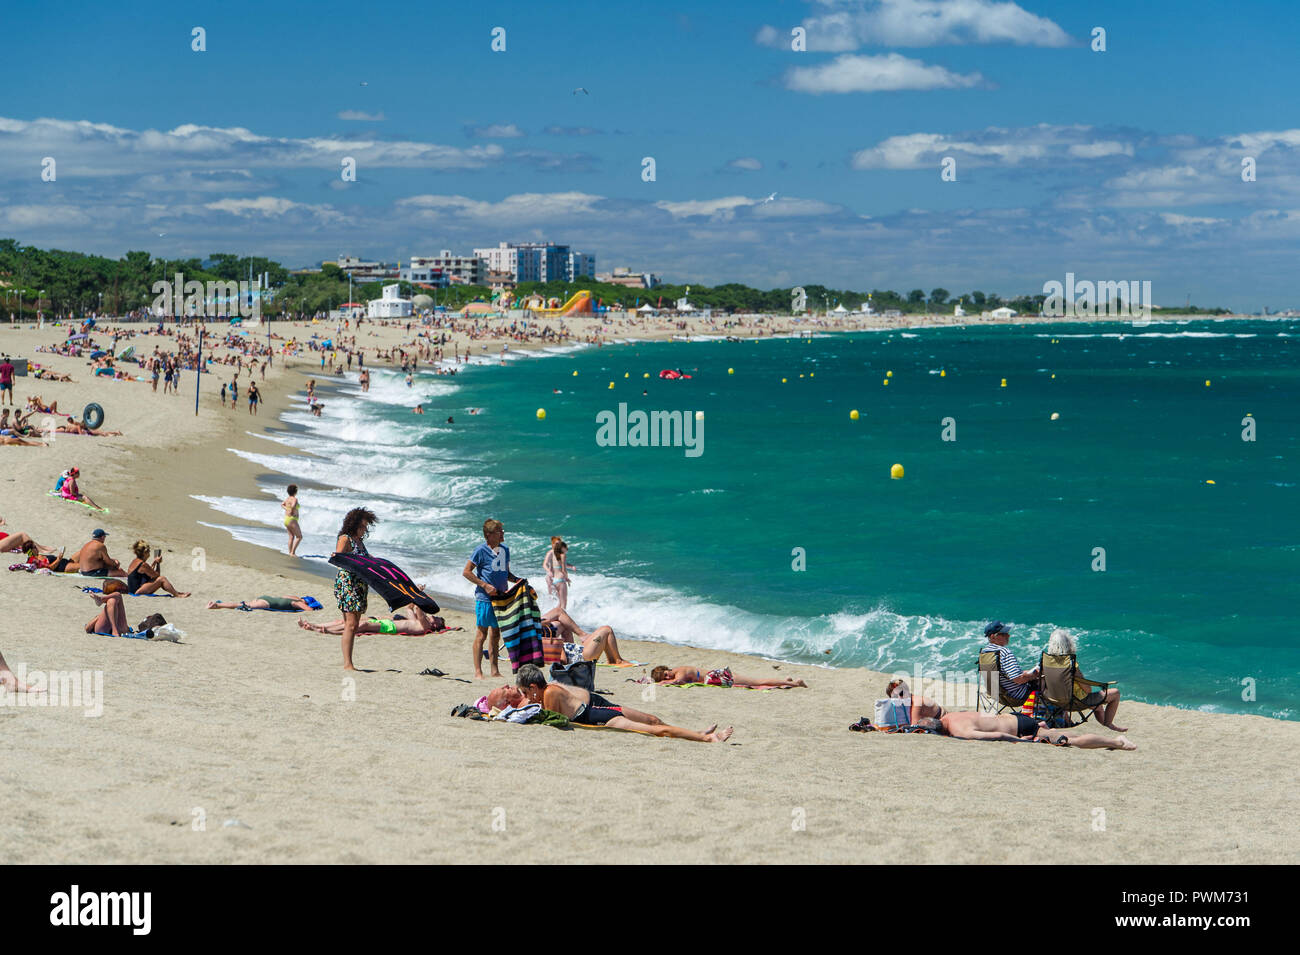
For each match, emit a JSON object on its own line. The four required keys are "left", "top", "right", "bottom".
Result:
{"left": 474, "top": 242, "right": 594, "bottom": 283}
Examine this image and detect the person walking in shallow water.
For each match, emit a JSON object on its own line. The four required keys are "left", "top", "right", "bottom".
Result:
{"left": 334, "top": 507, "right": 376, "bottom": 670}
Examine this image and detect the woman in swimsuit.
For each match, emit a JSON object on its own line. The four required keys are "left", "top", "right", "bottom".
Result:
{"left": 0, "top": 517, "right": 59, "bottom": 557}
{"left": 334, "top": 506, "right": 376, "bottom": 670}
{"left": 543, "top": 537, "right": 576, "bottom": 611}
{"left": 651, "top": 665, "right": 808, "bottom": 689}
{"left": 282, "top": 484, "right": 303, "bottom": 556}
{"left": 125, "top": 540, "right": 191, "bottom": 597}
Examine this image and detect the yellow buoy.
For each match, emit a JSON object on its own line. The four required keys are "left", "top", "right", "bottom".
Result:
{"left": 810, "top": 372, "right": 815, "bottom": 378}
{"left": 1000, "top": 378, "right": 1007, "bottom": 387}
{"left": 1206, "top": 479, "right": 1216, "bottom": 484}
{"left": 1050, "top": 412, "right": 1060, "bottom": 420}
{"left": 782, "top": 378, "right": 787, "bottom": 383}
{"left": 608, "top": 381, "right": 615, "bottom": 389}
{"left": 572, "top": 370, "right": 578, "bottom": 377}
{"left": 536, "top": 408, "right": 546, "bottom": 420}
{"left": 623, "top": 372, "right": 629, "bottom": 378}
{"left": 1051, "top": 374, "right": 1056, "bottom": 379}
{"left": 799, "top": 374, "right": 804, "bottom": 378}
{"left": 890, "top": 463, "right": 904, "bottom": 480}
{"left": 727, "top": 367, "right": 734, "bottom": 375}
{"left": 940, "top": 369, "right": 945, "bottom": 377}
{"left": 1205, "top": 380, "right": 1211, "bottom": 387}
{"left": 643, "top": 372, "right": 650, "bottom": 378}
{"left": 883, "top": 379, "right": 889, "bottom": 386}
{"left": 886, "top": 370, "right": 893, "bottom": 377}
{"left": 850, "top": 409, "right": 860, "bottom": 420}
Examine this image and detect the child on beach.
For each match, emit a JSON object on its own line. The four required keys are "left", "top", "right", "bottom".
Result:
{"left": 542, "top": 537, "right": 576, "bottom": 611}
{"left": 462, "top": 519, "right": 518, "bottom": 680}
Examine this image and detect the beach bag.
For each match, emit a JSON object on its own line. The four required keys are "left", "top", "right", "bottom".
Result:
{"left": 873, "top": 697, "right": 911, "bottom": 727}
{"left": 550, "top": 660, "right": 595, "bottom": 692}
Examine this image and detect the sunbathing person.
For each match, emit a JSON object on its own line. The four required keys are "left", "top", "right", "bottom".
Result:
{"left": 57, "top": 416, "right": 122, "bottom": 436}
{"left": 210, "top": 595, "right": 321, "bottom": 612}
{"left": 298, "top": 604, "right": 439, "bottom": 634}
{"left": 885, "top": 678, "right": 945, "bottom": 721}
{"left": 26, "top": 395, "right": 58, "bottom": 414}
{"left": 83, "top": 591, "right": 130, "bottom": 637}
{"left": 916, "top": 712, "right": 1136, "bottom": 750}
{"left": 58, "top": 468, "right": 104, "bottom": 510}
{"left": 652, "top": 664, "right": 807, "bottom": 688}
{"left": 125, "top": 540, "right": 191, "bottom": 597}
{"left": 540, "top": 608, "right": 630, "bottom": 666}
{"left": 1046, "top": 628, "right": 1127, "bottom": 732}
{"left": 0, "top": 517, "right": 60, "bottom": 557}
{"left": 495, "top": 664, "right": 733, "bottom": 742}
{"left": 67, "top": 529, "right": 124, "bottom": 577}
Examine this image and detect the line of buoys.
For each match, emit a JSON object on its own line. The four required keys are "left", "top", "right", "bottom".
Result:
{"left": 890, "top": 463, "right": 904, "bottom": 480}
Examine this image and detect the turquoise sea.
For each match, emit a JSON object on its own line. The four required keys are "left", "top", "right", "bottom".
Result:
{"left": 198, "top": 318, "right": 1299, "bottom": 720}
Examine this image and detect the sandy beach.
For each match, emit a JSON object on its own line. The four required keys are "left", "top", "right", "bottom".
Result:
{"left": 1, "top": 315, "right": 1296, "bottom": 865}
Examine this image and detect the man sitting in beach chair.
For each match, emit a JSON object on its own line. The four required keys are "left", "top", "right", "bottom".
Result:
{"left": 977, "top": 621, "right": 1039, "bottom": 713}
{"left": 1037, "top": 629, "right": 1126, "bottom": 732}
{"left": 915, "top": 712, "right": 1135, "bottom": 750}
{"left": 487, "top": 664, "right": 734, "bottom": 742}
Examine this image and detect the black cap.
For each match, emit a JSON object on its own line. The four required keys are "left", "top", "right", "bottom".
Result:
{"left": 91, "top": 528, "right": 108, "bottom": 539}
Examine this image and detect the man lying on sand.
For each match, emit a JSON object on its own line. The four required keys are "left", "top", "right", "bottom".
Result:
{"left": 915, "top": 712, "right": 1136, "bottom": 750}
{"left": 489, "top": 664, "right": 734, "bottom": 742}
{"left": 885, "top": 678, "right": 945, "bottom": 720}
{"left": 540, "top": 607, "right": 630, "bottom": 666}
{"left": 652, "top": 665, "right": 807, "bottom": 689}
{"left": 210, "top": 596, "right": 320, "bottom": 612}
{"left": 56, "top": 416, "right": 122, "bottom": 437}
{"left": 298, "top": 604, "right": 440, "bottom": 635}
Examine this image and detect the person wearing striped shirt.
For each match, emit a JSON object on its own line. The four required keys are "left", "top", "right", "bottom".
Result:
{"left": 982, "top": 621, "right": 1040, "bottom": 703}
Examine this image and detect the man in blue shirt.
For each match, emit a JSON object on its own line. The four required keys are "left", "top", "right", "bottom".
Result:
{"left": 982, "top": 620, "right": 1040, "bottom": 705}
{"left": 462, "top": 518, "right": 519, "bottom": 679}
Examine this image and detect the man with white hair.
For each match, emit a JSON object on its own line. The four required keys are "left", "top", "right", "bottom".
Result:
{"left": 1046, "top": 628, "right": 1126, "bottom": 732}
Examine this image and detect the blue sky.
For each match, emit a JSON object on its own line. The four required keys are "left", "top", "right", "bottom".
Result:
{"left": 3, "top": 0, "right": 1299, "bottom": 309}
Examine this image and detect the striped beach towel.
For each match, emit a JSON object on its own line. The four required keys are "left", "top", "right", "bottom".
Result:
{"left": 490, "top": 580, "right": 545, "bottom": 673}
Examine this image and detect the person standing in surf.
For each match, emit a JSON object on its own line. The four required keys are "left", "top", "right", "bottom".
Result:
{"left": 282, "top": 484, "right": 303, "bottom": 557}
{"left": 542, "top": 537, "right": 577, "bottom": 612}
{"left": 334, "top": 507, "right": 377, "bottom": 670}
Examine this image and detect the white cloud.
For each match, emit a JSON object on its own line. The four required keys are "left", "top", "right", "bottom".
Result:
{"left": 338, "top": 110, "right": 385, "bottom": 122}
{"left": 851, "top": 124, "right": 1137, "bottom": 168}
{"left": 758, "top": 0, "right": 1072, "bottom": 51}
{"left": 654, "top": 196, "right": 759, "bottom": 220}
{"left": 784, "top": 53, "right": 985, "bottom": 94}
{"left": 726, "top": 157, "right": 764, "bottom": 170}
{"left": 466, "top": 123, "right": 525, "bottom": 139}
{"left": 0, "top": 116, "right": 506, "bottom": 175}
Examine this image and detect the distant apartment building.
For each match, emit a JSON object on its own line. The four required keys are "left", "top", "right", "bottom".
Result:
{"left": 335, "top": 255, "right": 398, "bottom": 282}
{"left": 474, "top": 242, "right": 594, "bottom": 283}
{"left": 596, "top": 266, "right": 659, "bottom": 289}
{"left": 400, "top": 250, "right": 485, "bottom": 287}
{"left": 486, "top": 269, "right": 516, "bottom": 291}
